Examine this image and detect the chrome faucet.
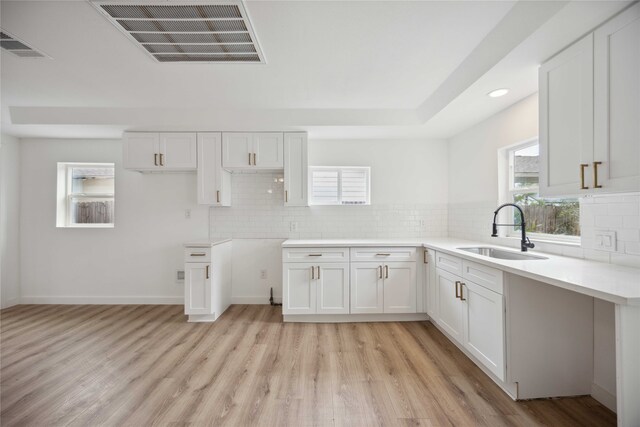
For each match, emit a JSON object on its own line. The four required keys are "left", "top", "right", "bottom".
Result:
{"left": 491, "top": 203, "right": 535, "bottom": 252}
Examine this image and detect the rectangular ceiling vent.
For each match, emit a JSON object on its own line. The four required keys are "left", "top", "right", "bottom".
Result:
{"left": 0, "top": 30, "right": 49, "bottom": 59}
{"left": 92, "top": 1, "right": 265, "bottom": 63}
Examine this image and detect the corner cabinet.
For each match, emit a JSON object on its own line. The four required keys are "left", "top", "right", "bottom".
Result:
{"left": 123, "top": 132, "right": 197, "bottom": 172}
{"left": 197, "top": 133, "right": 231, "bottom": 206}
{"left": 284, "top": 133, "right": 308, "bottom": 206}
{"left": 539, "top": 3, "right": 640, "bottom": 196}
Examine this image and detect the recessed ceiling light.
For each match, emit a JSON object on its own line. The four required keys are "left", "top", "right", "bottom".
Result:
{"left": 488, "top": 88, "right": 509, "bottom": 98}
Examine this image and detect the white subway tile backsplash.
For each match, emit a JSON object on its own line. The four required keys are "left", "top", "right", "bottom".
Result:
{"left": 210, "top": 173, "right": 448, "bottom": 239}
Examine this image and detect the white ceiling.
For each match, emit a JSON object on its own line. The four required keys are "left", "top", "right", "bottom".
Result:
{"left": 0, "top": 0, "right": 633, "bottom": 140}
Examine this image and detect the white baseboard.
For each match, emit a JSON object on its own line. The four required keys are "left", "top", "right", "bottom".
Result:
{"left": 591, "top": 382, "right": 617, "bottom": 413}
{"left": 19, "top": 296, "right": 183, "bottom": 305}
{"left": 0, "top": 296, "right": 21, "bottom": 309}
{"left": 283, "top": 313, "right": 429, "bottom": 323}
{"left": 231, "top": 296, "right": 275, "bottom": 304}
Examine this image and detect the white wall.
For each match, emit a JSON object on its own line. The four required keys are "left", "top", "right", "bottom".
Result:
{"left": 446, "top": 92, "right": 633, "bottom": 411}
{"left": 19, "top": 139, "right": 209, "bottom": 304}
{"left": 1, "top": 133, "right": 21, "bottom": 308}
{"left": 216, "top": 138, "right": 449, "bottom": 303}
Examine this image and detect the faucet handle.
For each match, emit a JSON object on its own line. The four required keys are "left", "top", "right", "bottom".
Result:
{"left": 525, "top": 237, "right": 535, "bottom": 249}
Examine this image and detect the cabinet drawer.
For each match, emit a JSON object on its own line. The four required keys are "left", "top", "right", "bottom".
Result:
{"left": 462, "top": 260, "right": 503, "bottom": 295}
{"left": 282, "top": 248, "right": 349, "bottom": 263}
{"left": 350, "top": 247, "right": 417, "bottom": 262}
{"left": 184, "top": 247, "right": 211, "bottom": 263}
{"left": 435, "top": 251, "right": 463, "bottom": 276}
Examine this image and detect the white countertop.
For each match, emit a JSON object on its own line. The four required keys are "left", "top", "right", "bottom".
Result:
{"left": 282, "top": 239, "right": 427, "bottom": 248}
{"left": 184, "top": 239, "right": 232, "bottom": 248}
{"left": 282, "top": 238, "right": 640, "bottom": 305}
{"left": 423, "top": 238, "right": 640, "bottom": 306}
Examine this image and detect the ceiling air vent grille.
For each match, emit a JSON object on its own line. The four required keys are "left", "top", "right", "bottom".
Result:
{"left": 0, "top": 30, "right": 49, "bottom": 59}
{"left": 92, "top": 2, "right": 265, "bottom": 63}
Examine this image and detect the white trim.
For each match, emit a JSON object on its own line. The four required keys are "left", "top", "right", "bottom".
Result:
{"left": 283, "top": 313, "right": 428, "bottom": 323}
{"left": 19, "top": 296, "right": 183, "bottom": 305}
{"left": 0, "top": 297, "right": 21, "bottom": 309}
{"left": 231, "top": 296, "right": 273, "bottom": 304}
{"left": 591, "top": 382, "right": 617, "bottom": 413}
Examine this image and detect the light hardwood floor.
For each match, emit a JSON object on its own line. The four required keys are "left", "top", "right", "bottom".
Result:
{"left": 1, "top": 304, "right": 615, "bottom": 426}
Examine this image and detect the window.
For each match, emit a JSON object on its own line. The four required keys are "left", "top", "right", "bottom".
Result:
{"left": 309, "top": 167, "right": 370, "bottom": 205}
{"left": 500, "top": 140, "right": 579, "bottom": 241}
{"left": 56, "top": 163, "right": 115, "bottom": 228}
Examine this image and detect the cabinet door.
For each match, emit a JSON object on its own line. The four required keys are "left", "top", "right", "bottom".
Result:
{"left": 594, "top": 3, "right": 640, "bottom": 193}
{"left": 254, "top": 133, "right": 284, "bottom": 169}
{"left": 283, "top": 263, "right": 316, "bottom": 315}
{"left": 461, "top": 280, "right": 505, "bottom": 381}
{"left": 197, "top": 133, "right": 231, "bottom": 206}
{"left": 185, "top": 263, "right": 211, "bottom": 315}
{"left": 160, "top": 133, "right": 197, "bottom": 170}
{"left": 435, "top": 268, "right": 464, "bottom": 344}
{"left": 539, "top": 34, "right": 594, "bottom": 196}
{"left": 350, "top": 262, "right": 384, "bottom": 314}
{"left": 284, "top": 132, "right": 308, "bottom": 206}
{"left": 222, "top": 133, "right": 253, "bottom": 168}
{"left": 316, "top": 263, "right": 349, "bottom": 314}
{"left": 383, "top": 262, "right": 417, "bottom": 314}
{"left": 123, "top": 132, "right": 160, "bottom": 170}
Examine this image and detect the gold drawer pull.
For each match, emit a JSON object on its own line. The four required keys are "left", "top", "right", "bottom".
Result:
{"left": 376, "top": 253, "right": 391, "bottom": 256}
{"left": 190, "top": 253, "right": 206, "bottom": 257}
{"left": 593, "top": 161, "right": 602, "bottom": 188}
{"left": 580, "top": 164, "right": 589, "bottom": 190}
{"left": 308, "top": 254, "right": 323, "bottom": 257}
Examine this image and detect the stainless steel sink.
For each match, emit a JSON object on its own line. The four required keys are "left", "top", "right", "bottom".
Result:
{"left": 457, "top": 247, "right": 548, "bottom": 260}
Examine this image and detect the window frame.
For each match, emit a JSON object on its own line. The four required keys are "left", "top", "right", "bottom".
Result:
{"left": 499, "top": 139, "right": 580, "bottom": 244}
{"left": 308, "top": 166, "right": 371, "bottom": 206}
{"left": 57, "top": 162, "right": 115, "bottom": 228}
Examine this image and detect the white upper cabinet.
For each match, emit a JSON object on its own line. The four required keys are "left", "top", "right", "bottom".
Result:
{"left": 284, "top": 133, "right": 308, "bottom": 206}
{"left": 222, "top": 133, "right": 254, "bottom": 168}
{"left": 539, "top": 34, "right": 594, "bottom": 196}
{"left": 123, "top": 132, "right": 196, "bottom": 172}
{"left": 222, "top": 132, "right": 284, "bottom": 170}
{"left": 197, "top": 133, "right": 231, "bottom": 206}
{"left": 594, "top": 3, "right": 640, "bottom": 193}
{"left": 540, "top": 4, "right": 640, "bottom": 196}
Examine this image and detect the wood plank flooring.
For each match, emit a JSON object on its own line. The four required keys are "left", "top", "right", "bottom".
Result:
{"left": 1, "top": 304, "right": 615, "bottom": 426}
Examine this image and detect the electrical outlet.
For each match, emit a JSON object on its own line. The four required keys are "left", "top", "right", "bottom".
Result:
{"left": 594, "top": 230, "right": 617, "bottom": 252}
{"left": 176, "top": 270, "right": 185, "bottom": 283}
{"left": 290, "top": 221, "right": 298, "bottom": 232}
{"left": 260, "top": 270, "right": 268, "bottom": 280}
{"left": 185, "top": 209, "right": 191, "bottom": 219}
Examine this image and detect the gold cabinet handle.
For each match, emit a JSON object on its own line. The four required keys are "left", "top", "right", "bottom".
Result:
{"left": 253, "top": 153, "right": 257, "bottom": 166}
{"left": 423, "top": 250, "right": 428, "bottom": 264}
{"left": 384, "top": 265, "right": 389, "bottom": 279}
{"left": 378, "top": 265, "right": 383, "bottom": 279}
{"left": 455, "top": 281, "right": 461, "bottom": 299}
{"left": 580, "top": 164, "right": 589, "bottom": 189}
{"left": 154, "top": 153, "right": 158, "bottom": 166}
{"left": 285, "top": 190, "right": 288, "bottom": 203}
{"left": 216, "top": 190, "right": 221, "bottom": 203}
{"left": 317, "top": 266, "right": 320, "bottom": 280}
{"left": 248, "top": 153, "right": 252, "bottom": 166}
{"left": 460, "top": 282, "right": 466, "bottom": 301}
{"left": 159, "top": 153, "right": 164, "bottom": 166}
{"left": 311, "top": 266, "right": 315, "bottom": 279}
{"left": 205, "top": 265, "right": 210, "bottom": 279}
{"left": 593, "top": 161, "right": 602, "bottom": 188}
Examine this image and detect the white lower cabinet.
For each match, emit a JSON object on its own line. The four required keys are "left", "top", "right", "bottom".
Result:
{"left": 435, "top": 252, "right": 506, "bottom": 381}
{"left": 350, "top": 262, "right": 384, "bottom": 314}
{"left": 185, "top": 263, "right": 211, "bottom": 315}
{"left": 423, "top": 248, "right": 437, "bottom": 318}
{"left": 383, "top": 262, "right": 417, "bottom": 313}
{"left": 283, "top": 262, "right": 349, "bottom": 315}
{"left": 461, "top": 280, "right": 505, "bottom": 380}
